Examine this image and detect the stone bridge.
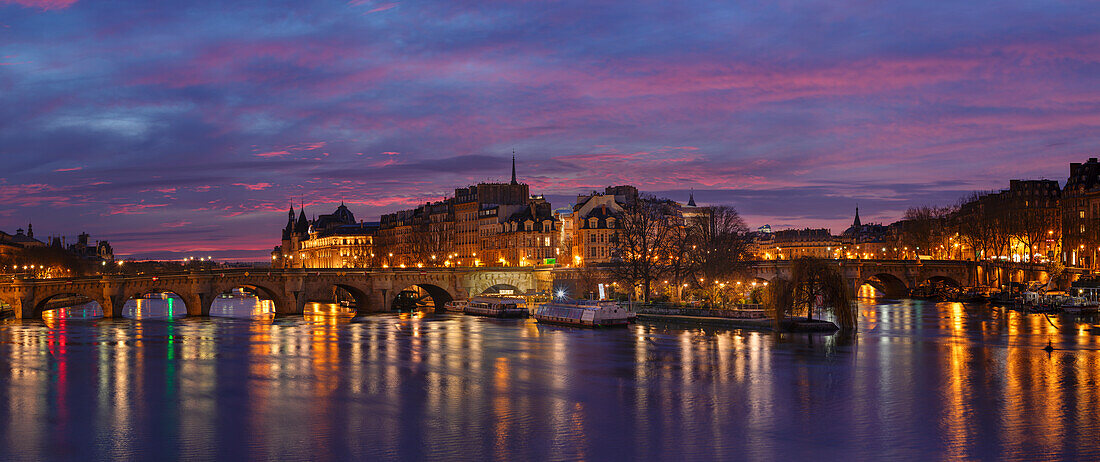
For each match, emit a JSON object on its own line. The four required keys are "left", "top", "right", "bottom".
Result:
{"left": 0, "top": 267, "right": 553, "bottom": 319}
{"left": 747, "top": 259, "right": 1079, "bottom": 297}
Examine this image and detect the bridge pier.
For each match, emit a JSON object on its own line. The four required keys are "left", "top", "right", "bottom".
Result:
{"left": 102, "top": 295, "right": 126, "bottom": 318}
{"left": 12, "top": 296, "right": 34, "bottom": 319}
{"left": 359, "top": 289, "right": 389, "bottom": 314}
{"left": 291, "top": 294, "right": 306, "bottom": 315}
{"left": 183, "top": 293, "right": 216, "bottom": 316}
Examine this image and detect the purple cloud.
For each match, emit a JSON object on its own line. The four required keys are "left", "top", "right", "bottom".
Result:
{"left": 0, "top": 0, "right": 1098, "bottom": 259}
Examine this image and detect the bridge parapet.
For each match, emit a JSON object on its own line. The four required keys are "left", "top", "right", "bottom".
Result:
{"left": 0, "top": 267, "right": 548, "bottom": 319}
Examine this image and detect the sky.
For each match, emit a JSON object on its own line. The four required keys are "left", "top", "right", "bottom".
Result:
{"left": 1, "top": 0, "right": 1099, "bottom": 260}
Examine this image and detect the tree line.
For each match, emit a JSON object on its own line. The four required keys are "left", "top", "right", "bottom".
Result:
{"left": 891, "top": 189, "right": 1060, "bottom": 262}
{"left": 608, "top": 194, "right": 752, "bottom": 305}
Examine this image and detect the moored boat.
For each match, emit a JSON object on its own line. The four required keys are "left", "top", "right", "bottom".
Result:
{"left": 464, "top": 297, "right": 528, "bottom": 318}
{"left": 1060, "top": 296, "right": 1099, "bottom": 315}
{"left": 443, "top": 300, "right": 468, "bottom": 313}
{"left": 533, "top": 299, "right": 634, "bottom": 327}
{"left": 988, "top": 291, "right": 1016, "bottom": 306}
{"left": 956, "top": 289, "right": 989, "bottom": 303}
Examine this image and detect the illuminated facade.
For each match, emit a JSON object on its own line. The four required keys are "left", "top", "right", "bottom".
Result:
{"left": 1063, "top": 158, "right": 1100, "bottom": 268}
{"left": 482, "top": 200, "right": 559, "bottom": 266}
{"left": 295, "top": 232, "right": 375, "bottom": 268}
{"left": 763, "top": 228, "right": 838, "bottom": 260}
{"left": 570, "top": 186, "right": 636, "bottom": 266}
{"left": 377, "top": 156, "right": 533, "bottom": 267}
{"left": 273, "top": 203, "right": 377, "bottom": 269}
{"left": 376, "top": 200, "right": 454, "bottom": 267}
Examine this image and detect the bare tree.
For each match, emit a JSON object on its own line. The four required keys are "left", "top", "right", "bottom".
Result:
{"left": 955, "top": 192, "right": 998, "bottom": 260}
{"left": 1007, "top": 195, "right": 1059, "bottom": 262}
{"left": 899, "top": 205, "right": 956, "bottom": 258}
{"left": 672, "top": 206, "right": 752, "bottom": 305}
{"left": 610, "top": 195, "right": 679, "bottom": 302}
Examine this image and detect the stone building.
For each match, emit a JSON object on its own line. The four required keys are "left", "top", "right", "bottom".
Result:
{"left": 482, "top": 200, "right": 559, "bottom": 266}
{"left": 273, "top": 203, "right": 377, "bottom": 269}
{"left": 60, "top": 232, "right": 114, "bottom": 261}
{"left": 0, "top": 225, "right": 44, "bottom": 249}
{"left": 569, "top": 186, "right": 637, "bottom": 266}
{"left": 769, "top": 228, "right": 839, "bottom": 260}
{"left": 452, "top": 157, "right": 530, "bottom": 266}
{"left": 1063, "top": 158, "right": 1100, "bottom": 268}
{"left": 376, "top": 200, "right": 453, "bottom": 268}
{"left": 840, "top": 207, "right": 890, "bottom": 259}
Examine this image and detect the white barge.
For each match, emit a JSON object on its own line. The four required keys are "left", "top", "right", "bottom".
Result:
{"left": 533, "top": 299, "right": 634, "bottom": 327}
{"left": 463, "top": 297, "right": 529, "bottom": 318}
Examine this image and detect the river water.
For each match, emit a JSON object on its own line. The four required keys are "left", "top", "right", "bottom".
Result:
{"left": 1, "top": 297, "right": 1099, "bottom": 460}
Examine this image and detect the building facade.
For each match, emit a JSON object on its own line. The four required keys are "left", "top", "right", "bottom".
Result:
{"left": 1063, "top": 158, "right": 1100, "bottom": 268}
{"left": 569, "top": 186, "right": 636, "bottom": 266}
{"left": 770, "top": 228, "right": 839, "bottom": 260}
{"left": 273, "top": 203, "right": 378, "bottom": 269}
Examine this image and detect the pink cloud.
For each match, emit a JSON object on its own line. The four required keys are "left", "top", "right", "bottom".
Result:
{"left": 53, "top": 166, "right": 82, "bottom": 172}
{"left": 367, "top": 151, "right": 400, "bottom": 167}
{"left": 0, "top": 0, "right": 77, "bottom": 10}
{"left": 365, "top": 3, "right": 398, "bottom": 14}
{"left": 370, "top": 159, "right": 399, "bottom": 167}
{"left": 162, "top": 220, "right": 191, "bottom": 228}
{"left": 106, "top": 203, "right": 168, "bottom": 216}
{"left": 252, "top": 141, "right": 329, "bottom": 158}
{"left": 232, "top": 182, "right": 274, "bottom": 191}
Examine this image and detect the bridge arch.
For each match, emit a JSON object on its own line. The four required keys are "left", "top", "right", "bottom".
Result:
{"left": 480, "top": 283, "right": 521, "bottom": 295}
{"left": 121, "top": 288, "right": 190, "bottom": 319}
{"left": 921, "top": 274, "right": 963, "bottom": 289}
{"left": 860, "top": 273, "right": 909, "bottom": 298}
{"left": 33, "top": 291, "right": 106, "bottom": 319}
{"left": 301, "top": 282, "right": 371, "bottom": 313}
{"left": 392, "top": 283, "right": 454, "bottom": 312}
{"left": 210, "top": 282, "right": 289, "bottom": 316}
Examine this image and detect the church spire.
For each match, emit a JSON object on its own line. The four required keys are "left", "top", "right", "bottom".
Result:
{"left": 687, "top": 189, "right": 696, "bottom": 207}
{"left": 511, "top": 149, "right": 518, "bottom": 185}
{"left": 852, "top": 205, "right": 861, "bottom": 228}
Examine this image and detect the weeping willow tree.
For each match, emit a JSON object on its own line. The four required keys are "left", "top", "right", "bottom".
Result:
{"left": 767, "top": 257, "right": 857, "bottom": 330}
{"left": 764, "top": 278, "right": 792, "bottom": 330}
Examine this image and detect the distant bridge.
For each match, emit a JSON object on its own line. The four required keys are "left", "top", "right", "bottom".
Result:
{"left": 0, "top": 268, "right": 553, "bottom": 319}
{"left": 0, "top": 260, "right": 1083, "bottom": 319}
{"left": 747, "top": 259, "right": 1082, "bottom": 297}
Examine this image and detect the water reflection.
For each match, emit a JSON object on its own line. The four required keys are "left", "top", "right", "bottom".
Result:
{"left": 2, "top": 300, "right": 1100, "bottom": 459}
{"left": 124, "top": 294, "right": 188, "bottom": 320}
{"left": 210, "top": 295, "right": 275, "bottom": 321}
{"left": 41, "top": 301, "right": 103, "bottom": 327}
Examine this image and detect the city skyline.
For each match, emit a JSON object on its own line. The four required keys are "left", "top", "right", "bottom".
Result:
{"left": 2, "top": 0, "right": 1099, "bottom": 260}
